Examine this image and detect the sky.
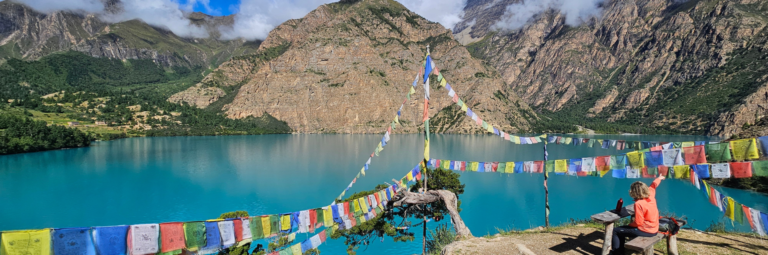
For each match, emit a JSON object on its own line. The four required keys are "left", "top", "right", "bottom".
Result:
{"left": 11, "top": 0, "right": 604, "bottom": 40}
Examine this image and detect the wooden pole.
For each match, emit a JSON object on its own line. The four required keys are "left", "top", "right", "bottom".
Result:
{"left": 544, "top": 141, "right": 550, "bottom": 228}
{"left": 422, "top": 44, "right": 430, "bottom": 255}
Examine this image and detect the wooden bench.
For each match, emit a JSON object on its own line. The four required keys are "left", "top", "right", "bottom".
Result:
{"left": 591, "top": 205, "right": 682, "bottom": 255}
{"left": 625, "top": 221, "right": 685, "bottom": 255}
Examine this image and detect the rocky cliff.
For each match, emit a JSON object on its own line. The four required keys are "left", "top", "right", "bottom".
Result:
{"left": 171, "top": 0, "right": 536, "bottom": 134}
{"left": 0, "top": 1, "right": 258, "bottom": 67}
{"left": 455, "top": 0, "right": 768, "bottom": 137}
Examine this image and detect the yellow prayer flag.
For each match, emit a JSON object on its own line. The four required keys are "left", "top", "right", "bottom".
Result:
{"left": 291, "top": 244, "right": 302, "bottom": 255}
{"left": 505, "top": 162, "right": 515, "bottom": 173}
{"left": 470, "top": 162, "right": 479, "bottom": 171}
{"left": 281, "top": 214, "right": 291, "bottom": 231}
{"left": 514, "top": 136, "right": 521, "bottom": 144}
{"left": 440, "top": 79, "right": 447, "bottom": 87}
{"left": 394, "top": 115, "right": 399, "bottom": 124}
{"left": 409, "top": 86, "right": 416, "bottom": 95}
{"left": 361, "top": 167, "right": 365, "bottom": 176}
{"left": 460, "top": 104, "right": 467, "bottom": 111}
{"left": 1, "top": 229, "right": 51, "bottom": 255}
{"left": 730, "top": 138, "right": 759, "bottom": 161}
{"left": 725, "top": 197, "right": 735, "bottom": 221}
{"left": 359, "top": 197, "right": 369, "bottom": 212}
{"left": 353, "top": 199, "right": 361, "bottom": 213}
{"left": 424, "top": 140, "right": 430, "bottom": 161}
{"left": 406, "top": 171, "right": 414, "bottom": 181}
{"left": 627, "top": 151, "right": 645, "bottom": 168}
{"left": 261, "top": 216, "right": 271, "bottom": 238}
{"left": 681, "top": 142, "right": 695, "bottom": 148}
{"left": 324, "top": 207, "right": 333, "bottom": 226}
{"left": 673, "top": 165, "right": 690, "bottom": 179}
{"left": 555, "top": 160, "right": 568, "bottom": 173}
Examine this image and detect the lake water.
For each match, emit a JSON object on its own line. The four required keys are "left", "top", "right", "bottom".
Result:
{"left": 2, "top": 134, "right": 767, "bottom": 254}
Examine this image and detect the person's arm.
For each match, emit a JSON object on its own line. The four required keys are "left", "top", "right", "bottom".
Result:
{"left": 628, "top": 203, "right": 641, "bottom": 227}
{"left": 648, "top": 175, "right": 664, "bottom": 199}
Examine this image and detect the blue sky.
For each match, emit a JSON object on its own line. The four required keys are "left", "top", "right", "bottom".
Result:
{"left": 180, "top": 0, "right": 239, "bottom": 16}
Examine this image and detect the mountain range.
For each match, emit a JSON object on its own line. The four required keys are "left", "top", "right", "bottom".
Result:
{"left": 1, "top": 0, "right": 767, "bottom": 138}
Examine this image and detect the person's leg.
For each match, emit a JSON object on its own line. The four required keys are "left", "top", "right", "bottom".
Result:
{"left": 612, "top": 226, "right": 643, "bottom": 254}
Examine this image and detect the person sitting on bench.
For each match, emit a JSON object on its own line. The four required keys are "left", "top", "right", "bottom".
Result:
{"left": 611, "top": 174, "right": 665, "bottom": 255}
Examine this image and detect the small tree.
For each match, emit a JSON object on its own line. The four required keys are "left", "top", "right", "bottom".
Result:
{"left": 331, "top": 166, "right": 470, "bottom": 254}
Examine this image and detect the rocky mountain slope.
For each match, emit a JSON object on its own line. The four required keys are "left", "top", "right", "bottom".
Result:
{"left": 0, "top": 1, "right": 258, "bottom": 68}
{"left": 171, "top": 0, "right": 536, "bottom": 134}
{"left": 455, "top": 0, "right": 768, "bottom": 137}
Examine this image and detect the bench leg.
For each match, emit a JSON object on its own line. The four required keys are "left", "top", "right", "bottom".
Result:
{"left": 667, "top": 235, "right": 678, "bottom": 255}
{"left": 602, "top": 222, "right": 614, "bottom": 255}
{"left": 645, "top": 247, "right": 655, "bottom": 255}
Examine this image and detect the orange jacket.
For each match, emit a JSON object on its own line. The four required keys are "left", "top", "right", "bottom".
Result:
{"left": 629, "top": 177, "right": 662, "bottom": 233}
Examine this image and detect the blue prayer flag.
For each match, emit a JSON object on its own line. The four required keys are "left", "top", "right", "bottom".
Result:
{"left": 612, "top": 169, "right": 626, "bottom": 178}
{"left": 644, "top": 151, "right": 663, "bottom": 168}
{"left": 203, "top": 222, "right": 222, "bottom": 250}
{"left": 53, "top": 228, "right": 96, "bottom": 255}
{"left": 445, "top": 84, "right": 452, "bottom": 90}
{"left": 514, "top": 162, "right": 524, "bottom": 173}
{"left": 301, "top": 239, "right": 312, "bottom": 253}
{"left": 92, "top": 225, "right": 128, "bottom": 255}
{"left": 423, "top": 56, "right": 433, "bottom": 83}
{"left": 759, "top": 136, "right": 768, "bottom": 157}
{"left": 477, "top": 162, "right": 485, "bottom": 172}
{"left": 693, "top": 164, "right": 710, "bottom": 178}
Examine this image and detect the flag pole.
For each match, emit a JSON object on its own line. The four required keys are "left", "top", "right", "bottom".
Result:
{"left": 422, "top": 44, "right": 430, "bottom": 255}
{"left": 544, "top": 137, "right": 550, "bottom": 228}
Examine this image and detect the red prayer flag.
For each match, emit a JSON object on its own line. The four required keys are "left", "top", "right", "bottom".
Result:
{"left": 309, "top": 209, "right": 317, "bottom": 233}
{"left": 595, "top": 156, "right": 611, "bottom": 171}
{"left": 641, "top": 167, "right": 654, "bottom": 178}
{"left": 319, "top": 230, "right": 327, "bottom": 243}
{"left": 534, "top": 161, "right": 544, "bottom": 173}
{"left": 658, "top": 166, "right": 669, "bottom": 177}
{"left": 744, "top": 205, "right": 755, "bottom": 230}
{"left": 491, "top": 162, "right": 499, "bottom": 172}
{"left": 422, "top": 99, "right": 429, "bottom": 122}
{"left": 730, "top": 162, "right": 753, "bottom": 178}
{"left": 159, "top": 222, "right": 186, "bottom": 253}
{"left": 233, "top": 219, "right": 243, "bottom": 242}
{"left": 684, "top": 145, "right": 707, "bottom": 164}
{"left": 452, "top": 94, "right": 459, "bottom": 103}
{"left": 709, "top": 187, "right": 718, "bottom": 206}
{"left": 374, "top": 193, "right": 380, "bottom": 205}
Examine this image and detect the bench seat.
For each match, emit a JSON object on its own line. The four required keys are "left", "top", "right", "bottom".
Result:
{"left": 625, "top": 233, "right": 665, "bottom": 255}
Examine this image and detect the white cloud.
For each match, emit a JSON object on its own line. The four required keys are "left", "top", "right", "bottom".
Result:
{"left": 13, "top": 0, "right": 105, "bottom": 13}
{"left": 494, "top": 0, "right": 603, "bottom": 31}
{"left": 182, "top": 0, "right": 219, "bottom": 15}
{"left": 220, "top": 0, "right": 334, "bottom": 41}
{"left": 396, "top": 0, "right": 467, "bottom": 30}
{"left": 103, "top": 0, "right": 210, "bottom": 38}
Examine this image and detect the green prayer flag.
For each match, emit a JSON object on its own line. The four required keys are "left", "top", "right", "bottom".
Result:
{"left": 316, "top": 209, "right": 324, "bottom": 227}
{"left": 545, "top": 160, "right": 555, "bottom": 173}
{"left": 183, "top": 222, "right": 207, "bottom": 251}
{"left": 647, "top": 167, "right": 658, "bottom": 176}
{"left": 752, "top": 160, "right": 768, "bottom": 176}
{"left": 733, "top": 201, "right": 744, "bottom": 225}
{"left": 251, "top": 217, "right": 264, "bottom": 239}
{"left": 437, "top": 73, "right": 443, "bottom": 82}
{"left": 270, "top": 215, "right": 280, "bottom": 235}
{"left": 705, "top": 143, "right": 732, "bottom": 162}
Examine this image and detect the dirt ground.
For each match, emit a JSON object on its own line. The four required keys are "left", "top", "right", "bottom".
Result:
{"left": 442, "top": 226, "right": 768, "bottom": 255}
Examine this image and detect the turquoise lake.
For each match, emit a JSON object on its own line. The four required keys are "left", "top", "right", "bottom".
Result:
{"left": 2, "top": 134, "right": 767, "bottom": 254}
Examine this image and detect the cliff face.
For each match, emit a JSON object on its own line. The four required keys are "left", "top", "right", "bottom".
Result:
{"left": 172, "top": 0, "right": 536, "bottom": 134}
{"left": 0, "top": 1, "right": 257, "bottom": 67}
{"left": 456, "top": 0, "right": 768, "bottom": 137}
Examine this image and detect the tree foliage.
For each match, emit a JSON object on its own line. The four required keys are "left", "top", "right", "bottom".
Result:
{"left": 0, "top": 113, "right": 91, "bottom": 154}
{"left": 331, "top": 166, "right": 464, "bottom": 255}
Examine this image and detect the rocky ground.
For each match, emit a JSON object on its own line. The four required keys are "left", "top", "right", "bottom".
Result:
{"left": 443, "top": 225, "right": 768, "bottom": 255}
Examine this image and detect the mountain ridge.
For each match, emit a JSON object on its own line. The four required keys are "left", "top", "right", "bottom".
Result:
{"left": 454, "top": 0, "right": 768, "bottom": 137}
{"left": 171, "top": 0, "right": 537, "bottom": 134}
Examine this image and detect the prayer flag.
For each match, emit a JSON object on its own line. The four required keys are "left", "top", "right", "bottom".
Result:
{"left": 693, "top": 164, "right": 710, "bottom": 178}
{"left": 730, "top": 162, "right": 753, "bottom": 178}
{"left": 202, "top": 221, "right": 222, "bottom": 253}
{"left": 683, "top": 145, "right": 707, "bottom": 164}
{"left": 662, "top": 149, "right": 684, "bottom": 166}
{"left": 730, "top": 138, "right": 759, "bottom": 161}
{"left": 183, "top": 222, "right": 206, "bottom": 251}
{"left": 705, "top": 143, "right": 732, "bottom": 162}
{"left": 505, "top": 162, "right": 515, "bottom": 173}
{"left": 554, "top": 160, "right": 568, "bottom": 173}
{"left": 626, "top": 167, "right": 641, "bottom": 179}
{"left": 644, "top": 151, "right": 664, "bottom": 167}
{"left": 129, "top": 224, "right": 159, "bottom": 254}
{"left": 53, "top": 228, "right": 95, "bottom": 255}
{"left": 753, "top": 160, "right": 768, "bottom": 176}
{"left": 612, "top": 168, "right": 626, "bottom": 178}
{"left": 673, "top": 165, "right": 690, "bottom": 179}
{"left": 159, "top": 222, "right": 186, "bottom": 253}
{"left": 92, "top": 226, "right": 129, "bottom": 255}
{"left": 711, "top": 163, "right": 731, "bottom": 178}
{"left": 514, "top": 161, "right": 524, "bottom": 173}
{"left": 423, "top": 56, "right": 432, "bottom": 83}
{"left": 627, "top": 151, "right": 645, "bottom": 168}
{"left": 218, "top": 221, "right": 236, "bottom": 249}
{"left": 610, "top": 155, "right": 626, "bottom": 170}
{"left": 2, "top": 229, "right": 52, "bottom": 255}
